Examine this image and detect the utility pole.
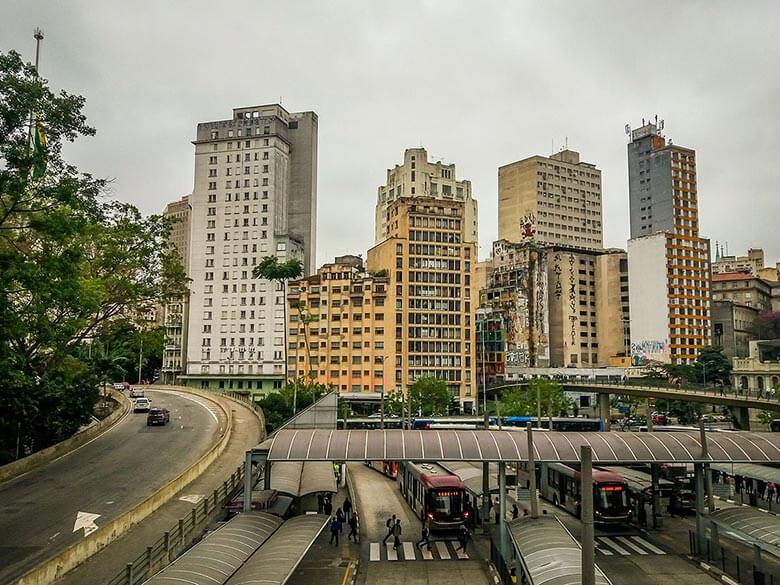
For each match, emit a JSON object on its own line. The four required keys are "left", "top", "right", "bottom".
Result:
{"left": 137, "top": 335, "right": 143, "bottom": 384}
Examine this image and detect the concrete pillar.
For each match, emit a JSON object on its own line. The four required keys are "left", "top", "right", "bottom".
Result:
{"left": 499, "top": 462, "right": 508, "bottom": 560}
{"left": 243, "top": 451, "right": 254, "bottom": 512}
{"left": 734, "top": 406, "right": 751, "bottom": 430}
{"left": 705, "top": 464, "right": 715, "bottom": 513}
{"left": 263, "top": 460, "right": 272, "bottom": 490}
{"left": 581, "top": 446, "right": 595, "bottom": 585}
{"left": 695, "top": 463, "right": 706, "bottom": 556}
{"left": 598, "top": 393, "right": 610, "bottom": 431}
{"left": 526, "top": 423, "right": 539, "bottom": 517}
{"left": 482, "top": 462, "right": 490, "bottom": 535}
{"left": 646, "top": 399, "right": 654, "bottom": 432}
{"left": 651, "top": 464, "right": 661, "bottom": 529}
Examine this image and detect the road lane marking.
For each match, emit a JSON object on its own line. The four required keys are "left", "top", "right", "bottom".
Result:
{"left": 73, "top": 511, "right": 100, "bottom": 537}
{"left": 435, "top": 540, "right": 450, "bottom": 559}
{"left": 421, "top": 545, "right": 433, "bottom": 560}
{"left": 631, "top": 536, "right": 666, "bottom": 554}
{"left": 596, "top": 546, "right": 613, "bottom": 556}
{"left": 616, "top": 536, "right": 647, "bottom": 554}
{"left": 386, "top": 543, "right": 398, "bottom": 561}
{"left": 599, "top": 537, "right": 630, "bottom": 555}
{"left": 180, "top": 494, "right": 204, "bottom": 503}
{"left": 454, "top": 544, "right": 469, "bottom": 559}
{"left": 152, "top": 390, "right": 219, "bottom": 424}
{"left": 369, "top": 542, "right": 380, "bottom": 561}
{"left": 403, "top": 541, "right": 416, "bottom": 560}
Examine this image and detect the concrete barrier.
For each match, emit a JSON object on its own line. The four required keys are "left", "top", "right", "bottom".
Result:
{"left": 0, "top": 389, "right": 131, "bottom": 485}
{"left": 16, "top": 387, "right": 234, "bottom": 585}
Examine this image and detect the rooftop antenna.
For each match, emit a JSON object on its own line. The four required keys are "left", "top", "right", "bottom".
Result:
{"left": 551, "top": 139, "right": 554, "bottom": 155}
{"left": 565, "top": 136, "right": 568, "bottom": 149}
{"left": 33, "top": 28, "right": 44, "bottom": 76}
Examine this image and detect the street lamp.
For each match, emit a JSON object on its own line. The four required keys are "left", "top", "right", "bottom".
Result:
{"left": 376, "top": 355, "right": 389, "bottom": 430}
{"left": 476, "top": 308, "right": 489, "bottom": 429}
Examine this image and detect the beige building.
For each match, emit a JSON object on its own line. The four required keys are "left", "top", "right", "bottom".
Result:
{"left": 712, "top": 273, "right": 773, "bottom": 313}
{"left": 287, "top": 256, "right": 391, "bottom": 393}
{"left": 161, "top": 195, "right": 192, "bottom": 383}
{"left": 733, "top": 340, "right": 780, "bottom": 392}
{"left": 368, "top": 197, "right": 477, "bottom": 411}
{"left": 712, "top": 247, "right": 765, "bottom": 275}
{"left": 375, "top": 148, "right": 478, "bottom": 246}
{"left": 498, "top": 150, "right": 603, "bottom": 250}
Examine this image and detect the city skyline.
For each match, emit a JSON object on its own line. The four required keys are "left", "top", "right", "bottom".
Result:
{"left": 3, "top": 2, "right": 779, "bottom": 265}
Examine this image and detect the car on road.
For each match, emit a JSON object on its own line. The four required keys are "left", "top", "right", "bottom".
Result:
{"left": 147, "top": 407, "right": 170, "bottom": 426}
{"left": 133, "top": 397, "right": 152, "bottom": 412}
{"left": 130, "top": 387, "right": 145, "bottom": 398}
{"left": 112, "top": 382, "right": 125, "bottom": 391}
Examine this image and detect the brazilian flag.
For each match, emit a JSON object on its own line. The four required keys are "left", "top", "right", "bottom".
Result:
{"left": 29, "top": 115, "right": 47, "bottom": 178}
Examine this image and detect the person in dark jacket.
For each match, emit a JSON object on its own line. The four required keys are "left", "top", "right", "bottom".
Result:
{"left": 348, "top": 512, "right": 359, "bottom": 542}
{"left": 343, "top": 497, "right": 353, "bottom": 521}
{"left": 454, "top": 525, "right": 470, "bottom": 554}
{"left": 329, "top": 516, "right": 342, "bottom": 546}
{"left": 392, "top": 519, "right": 402, "bottom": 550}
{"left": 382, "top": 514, "right": 396, "bottom": 544}
{"left": 416, "top": 520, "right": 431, "bottom": 550}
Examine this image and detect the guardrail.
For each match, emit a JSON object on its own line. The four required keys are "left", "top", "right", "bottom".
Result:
{"left": 106, "top": 464, "right": 245, "bottom": 585}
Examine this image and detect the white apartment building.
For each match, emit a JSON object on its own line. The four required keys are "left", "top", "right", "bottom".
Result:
{"left": 183, "top": 104, "right": 317, "bottom": 395}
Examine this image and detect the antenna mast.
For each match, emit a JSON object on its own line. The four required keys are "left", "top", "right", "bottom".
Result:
{"left": 33, "top": 28, "right": 44, "bottom": 76}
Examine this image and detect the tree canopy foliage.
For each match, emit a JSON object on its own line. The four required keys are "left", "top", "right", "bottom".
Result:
{"left": 256, "top": 377, "right": 329, "bottom": 432}
{"left": 500, "top": 379, "right": 572, "bottom": 417}
{"left": 408, "top": 376, "right": 451, "bottom": 416}
{"left": 0, "top": 50, "right": 185, "bottom": 463}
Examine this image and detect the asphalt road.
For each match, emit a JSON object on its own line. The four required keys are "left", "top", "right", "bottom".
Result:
{"left": 0, "top": 389, "right": 223, "bottom": 584}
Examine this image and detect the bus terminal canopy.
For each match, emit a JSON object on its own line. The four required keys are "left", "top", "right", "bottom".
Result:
{"left": 253, "top": 429, "right": 780, "bottom": 464}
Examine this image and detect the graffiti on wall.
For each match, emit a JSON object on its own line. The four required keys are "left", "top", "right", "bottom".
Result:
{"left": 631, "top": 339, "right": 669, "bottom": 365}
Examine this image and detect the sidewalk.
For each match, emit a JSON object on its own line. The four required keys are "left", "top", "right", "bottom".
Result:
{"left": 57, "top": 395, "right": 263, "bottom": 585}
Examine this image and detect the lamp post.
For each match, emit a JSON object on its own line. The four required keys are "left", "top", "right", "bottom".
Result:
{"left": 476, "top": 308, "right": 488, "bottom": 429}
{"left": 377, "top": 356, "right": 389, "bottom": 430}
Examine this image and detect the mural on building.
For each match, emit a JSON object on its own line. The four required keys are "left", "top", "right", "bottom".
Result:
{"left": 631, "top": 339, "right": 669, "bottom": 365}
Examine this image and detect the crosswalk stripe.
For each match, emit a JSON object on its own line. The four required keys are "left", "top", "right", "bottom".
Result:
{"left": 595, "top": 545, "right": 613, "bottom": 556}
{"left": 435, "top": 540, "right": 451, "bottom": 560}
{"left": 599, "top": 537, "right": 630, "bottom": 555}
{"left": 616, "top": 536, "right": 647, "bottom": 555}
{"left": 421, "top": 545, "right": 434, "bottom": 560}
{"left": 370, "top": 542, "right": 380, "bottom": 561}
{"left": 631, "top": 536, "right": 666, "bottom": 555}
{"left": 454, "top": 545, "right": 469, "bottom": 559}
{"left": 403, "top": 541, "right": 416, "bottom": 560}
{"left": 386, "top": 543, "right": 398, "bottom": 561}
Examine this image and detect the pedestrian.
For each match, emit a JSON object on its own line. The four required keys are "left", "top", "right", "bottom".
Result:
{"left": 767, "top": 482, "right": 776, "bottom": 503}
{"left": 317, "top": 493, "right": 324, "bottom": 514}
{"left": 522, "top": 508, "right": 529, "bottom": 517}
{"left": 324, "top": 496, "right": 333, "bottom": 517}
{"left": 336, "top": 507, "right": 345, "bottom": 522}
{"left": 392, "top": 519, "right": 402, "bottom": 550}
{"left": 382, "top": 514, "right": 396, "bottom": 544}
{"left": 454, "top": 525, "right": 470, "bottom": 554}
{"left": 343, "top": 496, "right": 353, "bottom": 521}
{"left": 329, "top": 516, "right": 341, "bottom": 546}
{"left": 512, "top": 503, "right": 519, "bottom": 520}
{"left": 348, "top": 512, "right": 359, "bottom": 543}
{"left": 758, "top": 481, "right": 767, "bottom": 501}
{"left": 495, "top": 504, "right": 501, "bottom": 524}
{"left": 416, "top": 520, "right": 431, "bottom": 550}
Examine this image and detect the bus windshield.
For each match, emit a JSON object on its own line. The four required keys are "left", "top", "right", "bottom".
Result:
{"left": 596, "top": 485, "right": 627, "bottom": 510}
{"left": 431, "top": 491, "right": 462, "bottom": 517}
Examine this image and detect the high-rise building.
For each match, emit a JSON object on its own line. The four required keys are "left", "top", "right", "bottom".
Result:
{"left": 287, "top": 256, "right": 391, "bottom": 393}
{"left": 498, "top": 150, "right": 603, "bottom": 250}
{"left": 375, "top": 148, "right": 478, "bottom": 245}
{"left": 161, "top": 195, "right": 191, "bottom": 384}
{"left": 183, "top": 104, "right": 318, "bottom": 394}
{"left": 626, "top": 121, "right": 711, "bottom": 365}
{"left": 367, "top": 197, "right": 477, "bottom": 411}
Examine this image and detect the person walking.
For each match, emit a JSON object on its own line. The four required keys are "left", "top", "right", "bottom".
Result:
{"left": 512, "top": 503, "right": 519, "bottom": 520}
{"left": 329, "top": 516, "right": 342, "bottom": 546}
{"left": 336, "top": 506, "right": 345, "bottom": 522}
{"left": 416, "top": 520, "right": 432, "bottom": 550}
{"left": 317, "top": 493, "right": 324, "bottom": 514}
{"left": 767, "top": 482, "right": 776, "bottom": 504}
{"left": 348, "top": 512, "right": 359, "bottom": 543}
{"left": 324, "top": 496, "right": 333, "bottom": 517}
{"left": 392, "top": 519, "right": 402, "bottom": 550}
{"left": 454, "top": 525, "right": 470, "bottom": 554}
{"left": 382, "top": 514, "right": 396, "bottom": 544}
{"left": 343, "top": 497, "right": 353, "bottom": 522}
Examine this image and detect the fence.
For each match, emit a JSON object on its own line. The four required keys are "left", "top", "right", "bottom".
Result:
{"left": 489, "top": 537, "right": 514, "bottom": 585}
{"left": 105, "top": 465, "right": 245, "bottom": 585}
{"left": 689, "top": 531, "right": 779, "bottom": 585}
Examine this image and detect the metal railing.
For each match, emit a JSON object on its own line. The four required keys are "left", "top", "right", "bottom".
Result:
{"left": 689, "top": 530, "right": 779, "bottom": 585}
{"left": 106, "top": 465, "right": 245, "bottom": 585}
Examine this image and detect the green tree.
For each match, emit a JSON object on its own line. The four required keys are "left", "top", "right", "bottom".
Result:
{"left": 290, "top": 300, "right": 318, "bottom": 379}
{"left": 500, "top": 379, "right": 572, "bottom": 419}
{"left": 694, "top": 346, "right": 732, "bottom": 385}
{"left": 408, "top": 377, "right": 451, "bottom": 416}
{"left": 252, "top": 256, "right": 303, "bottom": 382}
{"left": 0, "top": 50, "right": 186, "bottom": 462}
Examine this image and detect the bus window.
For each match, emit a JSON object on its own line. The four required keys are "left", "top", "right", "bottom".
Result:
{"left": 597, "top": 486, "right": 627, "bottom": 510}
{"left": 431, "top": 491, "right": 462, "bottom": 516}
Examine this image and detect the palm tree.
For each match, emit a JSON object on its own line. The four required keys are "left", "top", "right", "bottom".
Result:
{"left": 252, "top": 256, "right": 303, "bottom": 384}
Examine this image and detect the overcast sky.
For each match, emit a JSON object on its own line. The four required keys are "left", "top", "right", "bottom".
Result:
{"left": 3, "top": 1, "right": 779, "bottom": 267}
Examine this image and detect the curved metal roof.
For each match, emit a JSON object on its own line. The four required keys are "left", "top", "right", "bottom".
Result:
{"left": 508, "top": 515, "right": 612, "bottom": 585}
{"left": 439, "top": 461, "right": 498, "bottom": 497}
{"left": 257, "top": 429, "right": 780, "bottom": 464}
{"left": 144, "top": 512, "right": 283, "bottom": 585}
{"left": 271, "top": 462, "right": 305, "bottom": 497}
{"left": 711, "top": 463, "right": 780, "bottom": 485}
{"left": 225, "top": 514, "right": 330, "bottom": 585}
{"left": 709, "top": 507, "right": 780, "bottom": 556}
{"left": 270, "top": 462, "right": 336, "bottom": 497}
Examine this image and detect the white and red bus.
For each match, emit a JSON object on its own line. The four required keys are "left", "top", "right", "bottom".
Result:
{"left": 538, "top": 462, "right": 631, "bottom": 524}
{"left": 398, "top": 461, "right": 468, "bottom": 531}
{"left": 366, "top": 460, "right": 399, "bottom": 479}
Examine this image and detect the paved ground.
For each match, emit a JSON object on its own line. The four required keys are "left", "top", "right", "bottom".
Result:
{"left": 57, "top": 391, "right": 263, "bottom": 585}
{"left": 0, "top": 389, "right": 223, "bottom": 584}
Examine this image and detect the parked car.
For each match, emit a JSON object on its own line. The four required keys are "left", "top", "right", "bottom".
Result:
{"left": 112, "top": 382, "right": 125, "bottom": 391}
{"left": 133, "top": 397, "right": 152, "bottom": 413}
{"left": 130, "top": 387, "right": 145, "bottom": 398}
{"left": 651, "top": 412, "right": 668, "bottom": 425}
{"left": 147, "top": 407, "right": 170, "bottom": 426}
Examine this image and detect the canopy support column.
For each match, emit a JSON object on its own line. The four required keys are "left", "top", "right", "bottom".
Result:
{"left": 499, "top": 462, "right": 508, "bottom": 560}
{"left": 598, "top": 393, "right": 610, "bottom": 431}
{"left": 695, "top": 462, "right": 706, "bottom": 556}
{"left": 581, "top": 445, "right": 595, "bottom": 585}
{"left": 526, "top": 423, "right": 538, "bottom": 517}
{"left": 651, "top": 464, "right": 661, "bottom": 529}
{"left": 243, "top": 451, "right": 257, "bottom": 512}
{"left": 482, "top": 462, "right": 490, "bottom": 535}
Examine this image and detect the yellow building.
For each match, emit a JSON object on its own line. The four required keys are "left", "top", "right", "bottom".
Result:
{"left": 368, "top": 197, "right": 477, "bottom": 411}
{"left": 287, "top": 256, "right": 391, "bottom": 393}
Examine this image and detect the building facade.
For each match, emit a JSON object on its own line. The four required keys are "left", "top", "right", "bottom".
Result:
{"left": 183, "top": 104, "right": 317, "bottom": 396}
{"left": 712, "top": 247, "right": 765, "bottom": 276}
{"left": 712, "top": 272, "right": 774, "bottom": 312}
{"left": 626, "top": 122, "right": 711, "bottom": 365}
{"left": 286, "top": 256, "right": 391, "bottom": 393}
{"left": 732, "top": 340, "right": 780, "bottom": 392}
{"left": 498, "top": 150, "right": 603, "bottom": 250}
{"left": 374, "top": 148, "right": 478, "bottom": 246}
{"left": 161, "top": 195, "right": 191, "bottom": 384}
{"left": 712, "top": 300, "right": 759, "bottom": 359}
{"left": 367, "top": 197, "right": 477, "bottom": 411}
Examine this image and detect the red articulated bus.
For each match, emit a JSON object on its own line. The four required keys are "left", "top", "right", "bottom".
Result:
{"left": 398, "top": 461, "right": 467, "bottom": 530}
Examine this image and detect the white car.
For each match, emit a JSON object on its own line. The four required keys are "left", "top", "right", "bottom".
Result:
{"left": 133, "top": 397, "right": 152, "bottom": 413}
{"left": 113, "top": 382, "right": 126, "bottom": 391}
